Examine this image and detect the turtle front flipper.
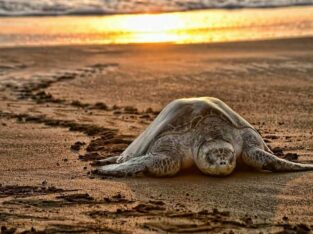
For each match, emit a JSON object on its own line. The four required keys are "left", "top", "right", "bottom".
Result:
{"left": 94, "top": 154, "right": 181, "bottom": 177}
{"left": 242, "top": 148, "right": 313, "bottom": 172}
{"left": 93, "top": 160, "right": 146, "bottom": 177}
{"left": 241, "top": 128, "right": 313, "bottom": 172}
{"left": 91, "top": 155, "right": 119, "bottom": 166}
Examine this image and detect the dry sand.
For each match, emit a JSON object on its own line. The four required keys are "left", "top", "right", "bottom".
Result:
{"left": 0, "top": 37, "right": 313, "bottom": 233}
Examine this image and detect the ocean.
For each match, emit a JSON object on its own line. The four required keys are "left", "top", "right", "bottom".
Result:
{"left": 0, "top": 0, "right": 313, "bottom": 16}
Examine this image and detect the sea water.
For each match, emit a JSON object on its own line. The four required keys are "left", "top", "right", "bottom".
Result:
{"left": 0, "top": 0, "right": 313, "bottom": 16}
{"left": 0, "top": 2, "right": 312, "bottom": 47}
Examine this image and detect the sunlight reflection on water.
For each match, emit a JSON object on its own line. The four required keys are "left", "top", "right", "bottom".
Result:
{"left": 0, "top": 6, "right": 312, "bottom": 46}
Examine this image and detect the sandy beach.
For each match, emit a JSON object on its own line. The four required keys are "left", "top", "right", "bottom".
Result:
{"left": 1, "top": 37, "right": 313, "bottom": 233}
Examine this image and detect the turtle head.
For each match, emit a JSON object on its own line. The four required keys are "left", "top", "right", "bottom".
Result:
{"left": 195, "top": 140, "right": 236, "bottom": 176}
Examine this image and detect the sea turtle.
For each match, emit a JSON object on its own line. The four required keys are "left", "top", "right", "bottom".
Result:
{"left": 94, "top": 97, "right": 313, "bottom": 177}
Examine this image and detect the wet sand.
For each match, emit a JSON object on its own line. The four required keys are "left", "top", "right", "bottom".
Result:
{"left": 0, "top": 37, "right": 313, "bottom": 233}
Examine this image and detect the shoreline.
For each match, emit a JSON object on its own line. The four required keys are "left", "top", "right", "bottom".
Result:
{"left": 0, "top": 35, "right": 312, "bottom": 50}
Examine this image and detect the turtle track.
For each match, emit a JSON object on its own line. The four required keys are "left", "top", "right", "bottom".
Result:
{"left": 0, "top": 62, "right": 159, "bottom": 171}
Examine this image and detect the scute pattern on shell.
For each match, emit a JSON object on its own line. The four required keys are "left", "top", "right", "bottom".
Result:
{"left": 157, "top": 107, "right": 230, "bottom": 138}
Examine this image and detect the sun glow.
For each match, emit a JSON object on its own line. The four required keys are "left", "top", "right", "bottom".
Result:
{"left": 89, "top": 13, "right": 190, "bottom": 43}
{"left": 105, "top": 14, "right": 187, "bottom": 43}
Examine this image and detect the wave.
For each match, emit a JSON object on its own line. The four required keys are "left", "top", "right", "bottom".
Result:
{"left": 0, "top": 0, "right": 313, "bottom": 16}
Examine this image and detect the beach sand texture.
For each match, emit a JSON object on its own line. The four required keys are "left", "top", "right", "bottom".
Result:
{"left": 0, "top": 38, "right": 313, "bottom": 233}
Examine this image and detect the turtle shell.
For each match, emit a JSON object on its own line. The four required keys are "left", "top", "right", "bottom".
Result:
{"left": 121, "top": 97, "right": 255, "bottom": 158}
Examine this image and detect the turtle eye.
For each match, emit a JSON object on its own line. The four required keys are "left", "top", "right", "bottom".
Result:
{"left": 206, "top": 154, "right": 215, "bottom": 165}
{"left": 229, "top": 154, "right": 235, "bottom": 163}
